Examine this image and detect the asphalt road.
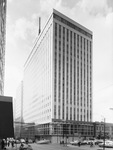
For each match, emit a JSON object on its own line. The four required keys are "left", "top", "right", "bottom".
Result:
{"left": 4, "top": 143, "right": 113, "bottom": 150}
{"left": 29, "top": 143, "right": 113, "bottom": 150}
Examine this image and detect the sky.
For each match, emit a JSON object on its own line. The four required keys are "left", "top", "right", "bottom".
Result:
{"left": 4, "top": 0, "right": 113, "bottom": 123}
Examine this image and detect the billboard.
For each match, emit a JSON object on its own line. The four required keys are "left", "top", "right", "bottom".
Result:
{"left": 0, "top": 96, "right": 14, "bottom": 138}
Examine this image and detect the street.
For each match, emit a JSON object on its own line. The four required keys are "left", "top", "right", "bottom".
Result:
{"left": 29, "top": 143, "right": 113, "bottom": 150}
{"left": 5, "top": 143, "right": 113, "bottom": 150}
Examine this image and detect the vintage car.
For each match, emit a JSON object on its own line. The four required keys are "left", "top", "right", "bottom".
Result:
{"left": 37, "top": 139, "right": 50, "bottom": 144}
{"left": 98, "top": 140, "right": 113, "bottom": 148}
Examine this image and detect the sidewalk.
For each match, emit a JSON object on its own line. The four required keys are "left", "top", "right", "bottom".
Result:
{"left": 51, "top": 143, "right": 113, "bottom": 150}
{"left": 0, "top": 144, "right": 19, "bottom": 150}
{"left": 67, "top": 144, "right": 113, "bottom": 150}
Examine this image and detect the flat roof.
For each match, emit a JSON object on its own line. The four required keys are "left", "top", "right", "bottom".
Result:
{"left": 0, "top": 95, "right": 13, "bottom": 102}
{"left": 24, "top": 9, "right": 93, "bottom": 68}
{"left": 53, "top": 9, "right": 92, "bottom": 35}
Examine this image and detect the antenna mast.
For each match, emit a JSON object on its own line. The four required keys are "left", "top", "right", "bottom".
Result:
{"left": 38, "top": 17, "right": 41, "bottom": 35}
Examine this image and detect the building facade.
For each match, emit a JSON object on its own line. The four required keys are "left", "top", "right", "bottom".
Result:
{"left": 23, "top": 9, "right": 93, "bottom": 141}
{"left": 94, "top": 122, "right": 113, "bottom": 140}
{"left": 0, "top": 0, "right": 6, "bottom": 95}
{"left": 0, "top": 96, "right": 14, "bottom": 138}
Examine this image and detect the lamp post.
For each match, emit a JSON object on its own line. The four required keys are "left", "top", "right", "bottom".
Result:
{"left": 109, "top": 108, "right": 113, "bottom": 119}
{"left": 62, "top": 119, "right": 67, "bottom": 146}
{"left": 73, "top": 122, "right": 74, "bottom": 141}
{"left": 103, "top": 118, "right": 105, "bottom": 150}
{"left": 57, "top": 123, "right": 60, "bottom": 143}
{"left": 101, "top": 116, "right": 105, "bottom": 150}
{"left": 65, "top": 120, "right": 67, "bottom": 146}
{"left": 109, "top": 108, "right": 113, "bottom": 139}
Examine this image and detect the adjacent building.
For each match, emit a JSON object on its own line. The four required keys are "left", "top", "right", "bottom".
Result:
{"left": 23, "top": 9, "right": 93, "bottom": 142}
{"left": 0, "top": 95, "right": 14, "bottom": 138}
{"left": 0, "top": 0, "right": 6, "bottom": 95}
{"left": 0, "top": 1, "right": 14, "bottom": 139}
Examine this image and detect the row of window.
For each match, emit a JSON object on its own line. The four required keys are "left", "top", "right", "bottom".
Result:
{"left": 53, "top": 13, "right": 92, "bottom": 39}
{"left": 54, "top": 26, "right": 92, "bottom": 95}
{"left": 54, "top": 22, "right": 92, "bottom": 122}
{"left": 54, "top": 104, "right": 92, "bottom": 121}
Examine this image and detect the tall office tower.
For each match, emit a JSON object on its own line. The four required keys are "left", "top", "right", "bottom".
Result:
{"left": 0, "top": 0, "right": 6, "bottom": 95}
{"left": 23, "top": 9, "right": 92, "bottom": 128}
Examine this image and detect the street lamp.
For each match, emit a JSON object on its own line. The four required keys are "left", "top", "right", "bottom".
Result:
{"left": 101, "top": 117, "right": 106, "bottom": 150}
{"left": 109, "top": 108, "right": 113, "bottom": 139}
{"left": 65, "top": 120, "right": 67, "bottom": 146}
{"left": 109, "top": 108, "right": 113, "bottom": 122}
{"left": 103, "top": 118, "right": 105, "bottom": 150}
{"left": 57, "top": 123, "right": 60, "bottom": 143}
{"left": 62, "top": 119, "right": 68, "bottom": 146}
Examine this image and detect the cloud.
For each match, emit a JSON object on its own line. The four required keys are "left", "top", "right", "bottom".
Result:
{"left": 40, "top": 0, "right": 62, "bottom": 13}
{"left": 105, "top": 12, "right": 113, "bottom": 28}
{"left": 13, "top": 17, "right": 37, "bottom": 41}
{"left": 7, "top": 0, "right": 13, "bottom": 3}
{"left": 77, "top": 0, "right": 112, "bottom": 16}
{"left": 4, "top": 65, "right": 23, "bottom": 97}
{"left": 6, "top": 15, "right": 38, "bottom": 54}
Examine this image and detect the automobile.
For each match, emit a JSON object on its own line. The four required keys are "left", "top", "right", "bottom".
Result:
{"left": 19, "top": 143, "right": 33, "bottom": 150}
{"left": 94, "top": 139, "right": 103, "bottom": 145}
{"left": 37, "top": 139, "right": 50, "bottom": 144}
{"left": 70, "top": 140, "right": 79, "bottom": 145}
{"left": 20, "top": 139, "right": 26, "bottom": 143}
{"left": 81, "top": 140, "right": 89, "bottom": 145}
{"left": 70, "top": 140, "right": 89, "bottom": 146}
{"left": 15, "top": 140, "right": 21, "bottom": 144}
{"left": 28, "top": 139, "right": 33, "bottom": 143}
{"left": 98, "top": 140, "right": 113, "bottom": 148}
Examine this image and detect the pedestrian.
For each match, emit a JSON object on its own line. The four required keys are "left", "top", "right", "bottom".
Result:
{"left": 26, "top": 138, "right": 28, "bottom": 144}
{"left": 90, "top": 141, "right": 93, "bottom": 147}
{"left": 8, "top": 140, "right": 10, "bottom": 147}
{"left": 1, "top": 139, "right": 4, "bottom": 149}
{"left": 11, "top": 140, "right": 14, "bottom": 148}
{"left": 78, "top": 141, "right": 81, "bottom": 147}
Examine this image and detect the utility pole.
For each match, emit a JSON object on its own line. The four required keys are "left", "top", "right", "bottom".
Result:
{"left": 57, "top": 123, "right": 58, "bottom": 143}
{"left": 103, "top": 118, "right": 105, "bottom": 150}
{"left": 73, "top": 122, "right": 74, "bottom": 141}
{"left": 66, "top": 120, "right": 67, "bottom": 146}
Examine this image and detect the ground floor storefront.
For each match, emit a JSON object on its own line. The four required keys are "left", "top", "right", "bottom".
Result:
{"left": 14, "top": 119, "right": 113, "bottom": 142}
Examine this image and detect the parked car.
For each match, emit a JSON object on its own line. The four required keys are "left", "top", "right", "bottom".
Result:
{"left": 15, "top": 140, "right": 20, "bottom": 144}
{"left": 28, "top": 139, "right": 33, "bottom": 143}
{"left": 81, "top": 140, "right": 89, "bottom": 145}
{"left": 70, "top": 140, "right": 90, "bottom": 146}
{"left": 94, "top": 139, "right": 103, "bottom": 145}
{"left": 70, "top": 140, "right": 79, "bottom": 145}
{"left": 37, "top": 139, "right": 50, "bottom": 144}
{"left": 20, "top": 139, "right": 25, "bottom": 143}
{"left": 99, "top": 140, "right": 113, "bottom": 148}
